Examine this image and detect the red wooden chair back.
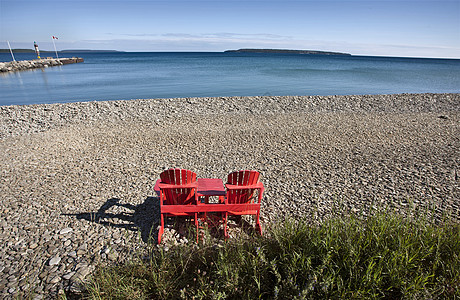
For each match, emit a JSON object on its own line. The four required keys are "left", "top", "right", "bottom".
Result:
{"left": 226, "top": 170, "right": 260, "bottom": 204}
{"left": 160, "top": 168, "right": 197, "bottom": 205}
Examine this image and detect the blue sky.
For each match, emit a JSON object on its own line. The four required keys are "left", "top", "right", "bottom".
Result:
{"left": 1, "top": 0, "right": 459, "bottom": 58}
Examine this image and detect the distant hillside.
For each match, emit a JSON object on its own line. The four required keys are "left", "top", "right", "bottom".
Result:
{"left": 0, "top": 49, "right": 123, "bottom": 53}
{"left": 0, "top": 49, "right": 42, "bottom": 53}
{"left": 59, "top": 50, "right": 123, "bottom": 53}
{"left": 225, "top": 48, "right": 351, "bottom": 55}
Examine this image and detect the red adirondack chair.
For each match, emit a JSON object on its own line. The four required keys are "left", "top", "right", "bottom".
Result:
{"left": 157, "top": 168, "right": 198, "bottom": 244}
{"left": 223, "top": 170, "right": 264, "bottom": 237}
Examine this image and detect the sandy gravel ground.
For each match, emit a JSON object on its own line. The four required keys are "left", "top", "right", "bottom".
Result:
{"left": 0, "top": 94, "right": 458, "bottom": 298}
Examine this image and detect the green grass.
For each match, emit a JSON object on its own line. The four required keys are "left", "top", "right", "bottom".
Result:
{"left": 83, "top": 213, "right": 459, "bottom": 299}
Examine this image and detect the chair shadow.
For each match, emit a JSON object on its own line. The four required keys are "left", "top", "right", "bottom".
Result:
{"left": 64, "top": 197, "right": 262, "bottom": 244}
{"left": 63, "top": 197, "right": 159, "bottom": 243}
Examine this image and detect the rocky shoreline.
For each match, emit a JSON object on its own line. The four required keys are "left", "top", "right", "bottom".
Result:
{"left": 0, "top": 57, "right": 84, "bottom": 73}
{"left": 0, "top": 94, "right": 458, "bottom": 298}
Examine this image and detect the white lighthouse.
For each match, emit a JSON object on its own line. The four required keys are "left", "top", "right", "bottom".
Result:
{"left": 34, "top": 41, "right": 41, "bottom": 59}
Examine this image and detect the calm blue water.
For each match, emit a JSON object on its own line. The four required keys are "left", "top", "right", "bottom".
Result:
{"left": 1, "top": 52, "right": 460, "bottom": 106}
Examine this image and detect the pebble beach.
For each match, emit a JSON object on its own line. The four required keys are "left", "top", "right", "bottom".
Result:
{"left": 0, "top": 93, "right": 459, "bottom": 298}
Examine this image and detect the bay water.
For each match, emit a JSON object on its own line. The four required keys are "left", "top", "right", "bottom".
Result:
{"left": 1, "top": 52, "right": 459, "bottom": 106}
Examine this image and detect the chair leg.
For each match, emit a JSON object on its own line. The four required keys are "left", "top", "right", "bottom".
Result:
{"left": 195, "top": 213, "right": 199, "bottom": 243}
{"left": 158, "top": 213, "right": 165, "bottom": 244}
{"left": 256, "top": 211, "right": 262, "bottom": 235}
{"left": 223, "top": 212, "right": 229, "bottom": 238}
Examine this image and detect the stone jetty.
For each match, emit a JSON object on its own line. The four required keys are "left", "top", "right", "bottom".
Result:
{"left": 0, "top": 57, "right": 84, "bottom": 73}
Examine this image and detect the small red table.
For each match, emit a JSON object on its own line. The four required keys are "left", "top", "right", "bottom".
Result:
{"left": 154, "top": 178, "right": 226, "bottom": 202}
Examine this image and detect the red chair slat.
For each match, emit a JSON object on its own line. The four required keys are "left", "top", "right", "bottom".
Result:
{"left": 174, "top": 168, "right": 181, "bottom": 185}
{"left": 249, "top": 170, "right": 258, "bottom": 184}
{"left": 191, "top": 171, "right": 197, "bottom": 183}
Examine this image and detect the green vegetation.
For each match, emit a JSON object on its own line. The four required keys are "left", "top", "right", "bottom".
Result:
{"left": 83, "top": 213, "right": 459, "bottom": 299}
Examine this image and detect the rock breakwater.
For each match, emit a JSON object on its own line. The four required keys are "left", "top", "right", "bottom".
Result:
{"left": 0, "top": 94, "right": 458, "bottom": 298}
{"left": 0, "top": 57, "right": 84, "bottom": 73}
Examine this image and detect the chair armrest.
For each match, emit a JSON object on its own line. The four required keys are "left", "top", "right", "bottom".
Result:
{"left": 158, "top": 182, "right": 198, "bottom": 189}
{"left": 225, "top": 182, "right": 264, "bottom": 190}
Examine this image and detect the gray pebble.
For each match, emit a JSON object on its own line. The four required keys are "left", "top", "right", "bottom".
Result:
{"left": 62, "top": 271, "right": 76, "bottom": 280}
{"left": 59, "top": 228, "right": 73, "bottom": 235}
{"left": 48, "top": 275, "right": 61, "bottom": 284}
{"left": 48, "top": 256, "right": 61, "bottom": 266}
